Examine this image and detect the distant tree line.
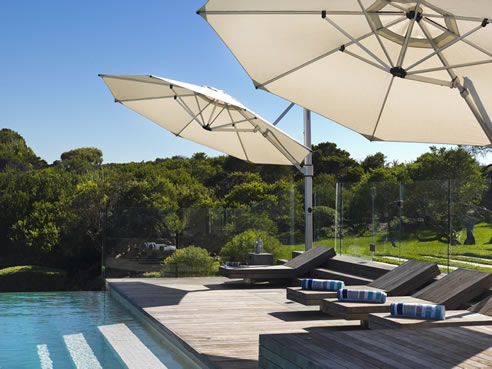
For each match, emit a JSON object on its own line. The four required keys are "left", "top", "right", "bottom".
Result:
{"left": 0, "top": 128, "right": 490, "bottom": 288}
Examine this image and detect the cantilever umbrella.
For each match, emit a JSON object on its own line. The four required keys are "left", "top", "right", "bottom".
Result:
{"left": 198, "top": 0, "right": 492, "bottom": 145}
{"left": 99, "top": 74, "right": 310, "bottom": 166}
{"left": 198, "top": 0, "right": 492, "bottom": 248}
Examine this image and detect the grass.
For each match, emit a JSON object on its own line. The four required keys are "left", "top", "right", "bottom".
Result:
{"left": 275, "top": 222, "right": 492, "bottom": 273}
{"left": 0, "top": 265, "right": 66, "bottom": 276}
{"left": 0, "top": 265, "right": 67, "bottom": 292}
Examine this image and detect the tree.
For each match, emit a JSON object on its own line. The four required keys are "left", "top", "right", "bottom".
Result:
{"left": 361, "top": 152, "right": 386, "bottom": 172}
{"left": 312, "top": 142, "right": 363, "bottom": 183}
{"left": 0, "top": 129, "right": 46, "bottom": 171}
{"left": 61, "top": 148, "right": 103, "bottom": 173}
{"left": 406, "top": 147, "right": 486, "bottom": 244}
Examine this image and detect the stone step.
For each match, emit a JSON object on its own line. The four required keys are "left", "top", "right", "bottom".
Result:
{"left": 98, "top": 323, "right": 168, "bottom": 369}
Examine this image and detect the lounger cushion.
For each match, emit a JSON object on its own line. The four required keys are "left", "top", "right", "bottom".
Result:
{"left": 337, "top": 288, "right": 387, "bottom": 303}
{"left": 301, "top": 279, "right": 344, "bottom": 291}
{"left": 390, "top": 302, "right": 445, "bottom": 320}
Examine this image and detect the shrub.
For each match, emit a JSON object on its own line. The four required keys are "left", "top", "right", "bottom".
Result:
{"left": 161, "top": 246, "right": 217, "bottom": 277}
{"left": 220, "top": 230, "right": 281, "bottom": 263}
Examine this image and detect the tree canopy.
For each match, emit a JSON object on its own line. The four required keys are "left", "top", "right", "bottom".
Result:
{"left": 1, "top": 129, "right": 489, "bottom": 288}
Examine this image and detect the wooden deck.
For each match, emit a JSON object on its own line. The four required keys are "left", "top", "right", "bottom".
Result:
{"left": 259, "top": 325, "right": 492, "bottom": 368}
{"left": 107, "top": 277, "right": 358, "bottom": 369}
{"left": 368, "top": 310, "right": 492, "bottom": 329}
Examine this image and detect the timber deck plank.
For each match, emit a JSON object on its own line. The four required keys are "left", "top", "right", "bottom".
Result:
{"left": 260, "top": 326, "right": 492, "bottom": 369}
{"left": 107, "top": 277, "right": 355, "bottom": 369}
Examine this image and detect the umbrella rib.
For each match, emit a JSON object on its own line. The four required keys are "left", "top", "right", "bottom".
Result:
{"left": 198, "top": 10, "right": 404, "bottom": 16}
{"left": 421, "top": 14, "right": 486, "bottom": 23}
{"left": 406, "top": 22, "right": 487, "bottom": 72}
{"left": 419, "top": 21, "right": 492, "bottom": 142}
{"left": 417, "top": 21, "right": 458, "bottom": 81}
{"left": 342, "top": 49, "right": 388, "bottom": 72}
{"left": 174, "top": 99, "right": 213, "bottom": 136}
{"left": 421, "top": 18, "right": 492, "bottom": 59}
{"left": 194, "top": 94, "right": 207, "bottom": 127}
{"left": 236, "top": 109, "right": 302, "bottom": 168}
{"left": 116, "top": 94, "right": 195, "bottom": 103}
{"left": 100, "top": 74, "right": 176, "bottom": 88}
{"left": 357, "top": 0, "right": 394, "bottom": 67}
{"left": 207, "top": 104, "right": 218, "bottom": 126}
{"left": 207, "top": 105, "right": 227, "bottom": 128}
{"left": 227, "top": 107, "right": 250, "bottom": 162}
{"left": 396, "top": 0, "right": 422, "bottom": 67}
{"left": 212, "top": 128, "right": 256, "bottom": 132}
{"left": 210, "top": 118, "right": 255, "bottom": 130}
{"left": 257, "top": 16, "right": 407, "bottom": 89}
{"left": 405, "top": 74, "right": 452, "bottom": 87}
{"left": 263, "top": 129, "right": 303, "bottom": 170}
{"left": 322, "top": 14, "right": 390, "bottom": 71}
{"left": 371, "top": 76, "right": 395, "bottom": 140}
{"left": 408, "top": 60, "right": 492, "bottom": 75}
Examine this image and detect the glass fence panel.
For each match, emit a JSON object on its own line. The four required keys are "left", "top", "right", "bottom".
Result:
{"left": 102, "top": 179, "right": 492, "bottom": 280}
{"left": 313, "top": 177, "right": 337, "bottom": 250}
{"left": 370, "top": 181, "right": 403, "bottom": 262}
{"left": 336, "top": 182, "right": 372, "bottom": 258}
{"left": 103, "top": 187, "right": 302, "bottom": 278}
{"left": 398, "top": 180, "right": 450, "bottom": 268}
{"left": 449, "top": 178, "right": 492, "bottom": 272}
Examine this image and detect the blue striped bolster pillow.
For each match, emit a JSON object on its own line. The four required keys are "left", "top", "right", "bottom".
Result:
{"left": 301, "top": 279, "right": 344, "bottom": 291}
{"left": 337, "top": 288, "right": 387, "bottom": 303}
{"left": 390, "top": 302, "right": 446, "bottom": 320}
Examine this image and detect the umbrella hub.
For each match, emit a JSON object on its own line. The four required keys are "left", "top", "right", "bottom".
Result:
{"left": 405, "top": 6, "right": 423, "bottom": 23}
{"left": 367, "top": 1, "right": 459, "bottom": 49}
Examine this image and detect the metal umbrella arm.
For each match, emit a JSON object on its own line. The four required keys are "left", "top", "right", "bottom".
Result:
{"left": 417, "top": 20, "right": 492, "bottom": 143}
{"left": 236, "top": 108, "right": 305, "bottom": 171}
{"left": 319, "top": 6, "right": 492, "bottom": 141}
{"left": 254, "top": 16, "right": 408, "bottom": 90}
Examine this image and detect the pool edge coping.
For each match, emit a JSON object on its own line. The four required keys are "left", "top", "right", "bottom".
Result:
{"left": 106, "top": 281, "right": 216, "bottom": 369}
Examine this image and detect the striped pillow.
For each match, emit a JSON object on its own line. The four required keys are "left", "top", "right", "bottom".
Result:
{"left": 390, "top": 302, "right": 446, "bottom": 320}
{"left": 337, "top": 288, "right": 387, "bottom": 303}
{"left": 301, "top": 279, "right": 344, "bottom": 291}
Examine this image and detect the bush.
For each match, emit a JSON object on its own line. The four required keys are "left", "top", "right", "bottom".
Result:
{"left": 161, "top": 246, "right": 217, "bottom": 277}
{"left": 0, "top": 265, "right": 66, "bottom": 292}
{"left": 220, "top": 230, "right": 281, "bottom": 263}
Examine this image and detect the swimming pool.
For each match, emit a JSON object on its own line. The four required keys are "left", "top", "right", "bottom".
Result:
{"left": 0, "top": 291, "right": 201, "bottom": 369}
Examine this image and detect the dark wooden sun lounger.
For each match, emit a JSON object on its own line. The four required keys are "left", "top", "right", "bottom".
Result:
{"left": 219, "top": 246, "right": 335, "bottom": 282}
{"left": 320, "top": 268, "right": 492, "bottom": 325}
{"left": 287, "top": 259, "right": 440, "bottom": 305}
{"left": 368, "top": 295, "right": 492, "bottom": 329}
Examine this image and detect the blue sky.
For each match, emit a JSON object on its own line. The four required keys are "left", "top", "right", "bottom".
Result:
{"left": 1, "top": 0, "right": 466, "bottom": 165}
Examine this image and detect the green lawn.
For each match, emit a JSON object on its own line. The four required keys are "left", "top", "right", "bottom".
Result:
{"left": 276, "top": 223, "right": 492, "bottom": 273}
{"left": 0, "top": 265, "right": 67, "bottom": 292}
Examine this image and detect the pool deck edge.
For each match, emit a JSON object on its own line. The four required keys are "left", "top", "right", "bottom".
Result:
{"left": 107, "top": 280, "right": 216, "bottom": 369}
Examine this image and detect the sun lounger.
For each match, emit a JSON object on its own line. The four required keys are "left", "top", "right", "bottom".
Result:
{"left": 368, "top": 295, "right": 492, "bottom": 329}
{"left": 320, "top": 268, "right": 492, "bottom": 325}
{"left": 219, "top": 246, "right": 335, "bottom": 282}
{"left": 287, "top": 259, "right": 440, "bottom": 305}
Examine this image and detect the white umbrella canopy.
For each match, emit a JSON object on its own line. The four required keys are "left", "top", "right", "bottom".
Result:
{"left": 198, "top": 0, "right": 492, "bottom": 146}
{"left": 99, "top": 74, "right": 310, "bottom": 166}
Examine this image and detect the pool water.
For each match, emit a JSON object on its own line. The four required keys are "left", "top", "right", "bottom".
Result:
{"left": 0, "top": 291, "right": 199, "bottom": 369}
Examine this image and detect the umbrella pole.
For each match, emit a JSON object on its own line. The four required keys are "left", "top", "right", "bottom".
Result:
{"left": 304, "top": 109, "right": 313, "bottom": 250}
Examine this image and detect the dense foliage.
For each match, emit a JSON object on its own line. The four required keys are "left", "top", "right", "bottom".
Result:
{"left": 162, "top": 246, "right": 216, "bottom": 277}
{"left": 219, "top": 229, "right": 282, "bottom": 263}
{"left": 0, "top": 129, "right": 489, "bottom": 289}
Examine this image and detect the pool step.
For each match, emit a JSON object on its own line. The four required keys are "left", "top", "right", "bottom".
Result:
{"left": 63, "top": 333, "right": 103, "bottom": 369}
{"left": 37, "top": 344, "right": 53, "bottom": 369}
{"left": 98, "top": 323, "right": 168, "bottom": 369}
